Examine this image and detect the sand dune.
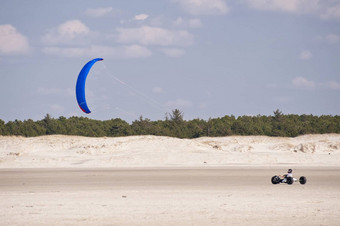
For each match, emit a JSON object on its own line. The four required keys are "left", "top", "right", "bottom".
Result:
{"left": 0, "top": 134, "right": 339, "bottom": 168}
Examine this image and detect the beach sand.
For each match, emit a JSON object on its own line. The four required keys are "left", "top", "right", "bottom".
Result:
{"left": 0, "top": 134, "right": 339, "bottom": 225}
{"left": 1, "top": 134, "right": 339, "bottom": 168}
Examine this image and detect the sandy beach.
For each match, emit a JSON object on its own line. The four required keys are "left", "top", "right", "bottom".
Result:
{"left": 1, "top": 134, "right": 340, "bottom": 225}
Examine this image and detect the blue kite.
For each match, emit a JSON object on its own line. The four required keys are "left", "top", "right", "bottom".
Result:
{"left": 75, "top": 58, "right": 103, "bottom": 113}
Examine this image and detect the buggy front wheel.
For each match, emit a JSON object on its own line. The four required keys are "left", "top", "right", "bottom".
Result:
{"left": 299, "top": 176, "right": 307, "bottom": 184}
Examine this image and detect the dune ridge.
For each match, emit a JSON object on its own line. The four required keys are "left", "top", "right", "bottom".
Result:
{"left": 0, "top": 134, "right": 339, "bottom": 168}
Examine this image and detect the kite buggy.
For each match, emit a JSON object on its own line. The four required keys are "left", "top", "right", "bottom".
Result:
{"left": 271, "top": 169, "right": 307, "bottom": 185}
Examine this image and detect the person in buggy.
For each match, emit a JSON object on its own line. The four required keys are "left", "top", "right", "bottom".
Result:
{"left": 271, "top": 169, "right": 306, "bottom": 185}
{"left": 280, "top": 169, "right": 293, "bottom": 183}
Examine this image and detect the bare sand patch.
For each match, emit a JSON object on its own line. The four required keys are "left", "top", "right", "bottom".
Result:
{"left": 1, "top": 168, "right": 340, "bottom": 226}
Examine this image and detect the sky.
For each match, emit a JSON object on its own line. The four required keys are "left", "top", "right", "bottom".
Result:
{"left": 1, "top": 0, "right": 339, "bottom": 123}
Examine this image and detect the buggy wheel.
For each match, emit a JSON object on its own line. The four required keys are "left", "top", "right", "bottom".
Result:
{"left": 271, "top": 176, "right": 280, "bottom": 184}
{"left": 299, "top": 176, "right": 307, "bottom": 184}
{"left": 287, "top": 177, "right": 294, "bottom": 185}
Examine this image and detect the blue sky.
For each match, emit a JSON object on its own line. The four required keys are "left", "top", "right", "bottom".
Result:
{"left": 1, "top": 0, "right": 339, "bottom": 122}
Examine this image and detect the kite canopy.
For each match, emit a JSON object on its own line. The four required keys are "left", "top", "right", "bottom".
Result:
{"left": 76, "top": 58, "right": 103, "bottom": 113}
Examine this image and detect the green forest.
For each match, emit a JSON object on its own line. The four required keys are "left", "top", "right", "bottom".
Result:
{"left": 0, "top": 110, "right": 339, "bottom": 138}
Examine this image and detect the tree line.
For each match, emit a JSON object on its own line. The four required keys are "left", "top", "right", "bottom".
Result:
{"left": 0, "top": 110, "right": 339, "bottom": 138}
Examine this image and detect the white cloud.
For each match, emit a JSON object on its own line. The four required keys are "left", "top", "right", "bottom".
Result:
{"left": 41, "top": 20, "right": 155, "bottom": 59}
{"left": 174, "top": 17, "right": 202, "bottom": 28}
{"left": 299, "top": 50, "right": 313, "bottom": 60}
{"left": 116, "top": 26, "right": 194, "bottom": 46}
{"left": 320, "top": 2, "right": 340, "bottom": 19}
{"left": 0, "top": 24, "right": 30, "bottom": 55}
{"left": 326, "top": 81, "right": 340, "bottom": 90}
{"left": 291, "top": 78, "right": 340, "bottom": 90}
{"left": 317, "top": 34, "right": 340, "bottom": 44}
{"left": 246, "top": 0, "right": 315, "bottom": 13}
{"left": 42, "top": 20, "right": 91, "bottom": 45}
{"left": 43, "top": 45, "right": 151, "bottom": 59}
{"left": 292, "top": 77, "right": 316, "bottom": 88}
{"left": 245, "top": 0, "right": 340, "bottom": 19}
{"left": 121, "top": 44, "right": 152, "bottom": 58}
{"left": 85, "top": 7, "right": 113, "bottom": 17}
{"left": 326, "top": 34, "right": 340, "bottom": 44}
{"left": 148, "top": 17, "right": 163, "bottom": 27}
{"left": 152, "top": 87, "right": 164, "bottom": 94}
{"left": 173, "top": 0, "right": 229, "bottom": 15}
{"left": 166, "top": 98, "right": 193, "bottom": 108}
{"left": 160, "top": 48, "right": 185, "bottom": 57}
{"left": 134, "top": 14, "right": 149, "bottom": 21}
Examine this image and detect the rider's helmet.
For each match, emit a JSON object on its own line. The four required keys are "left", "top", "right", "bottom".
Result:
{"left": 288, "top": 169, "right": 292, "bottom": 173}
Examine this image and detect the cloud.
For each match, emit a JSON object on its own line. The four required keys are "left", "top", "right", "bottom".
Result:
{"left": 174, "top": 17, "right": 202, "bottom": 28}
{"left": 325, "top": 34, "right": 340, "bottom": 44}
{"left": 166, "top": 98, "right": 193, "bottom": 108}
{"left": 160, "top": 48, "right": 185, "bottom": 57}
{"left": 244, "top": 0, "right": 340, "bottom": 19}
{"left": 85, "top": 7, "right": 113, "bottom": 17}
{"left": 245, "top": 0, "right": 317, "bottom": 13}
{"left": 43, "top": 44, "right": 151, "bottom": 59}
{"left": 320, "top": 2, "right": 340, "bottom": 19}
{"left": 292, "top": 77, "right": 316, "bottom": 88}
{"left": 0, "top": 24, "right": 30, "bottom": 55}
{"left": 41, "top": 20, "right": 155, "bottom": 59}
{"left": 299, "top": 50, "right": 313, "bottom": 60}
{"left": 291, "top": 78, "right": 340, "bottom": 90}
{"left": 134, "top": 14, "right": 149, "bottom": 21}
{"left": 119, "top": 44, "right": 152, "bottom": 58}
{"left": 42, "top": 20, "right": 91, "bottom": 45}
{"left": 116, "top": 26, "right": 194, "bottom": 46}
{"left": 173, "top": 0, "right": 229, "bottom": 15}
{"left": 326, "top": 81, "right": 340, "bottom": 90}
{"left": 317, "top": 34, "right": 340, "bottom": 44}
{"left": 152, "top": 87, "right": 164, "bottom": 94}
